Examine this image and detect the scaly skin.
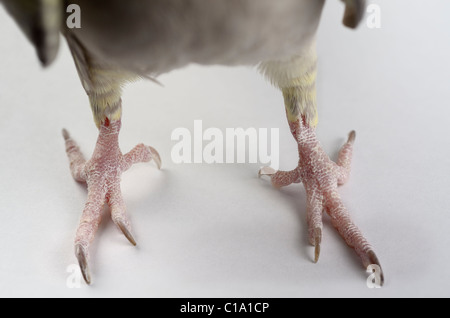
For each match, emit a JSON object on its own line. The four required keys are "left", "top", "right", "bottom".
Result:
{"left": 260, "top": 119, "right": 384, "bottom": 285}
{"left": 63, "top": 119, "right": 161, "bottom": 285}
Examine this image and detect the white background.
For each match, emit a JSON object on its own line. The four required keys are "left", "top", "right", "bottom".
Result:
{"left": 0, "top": 0, "right": 449, "bottom": 297}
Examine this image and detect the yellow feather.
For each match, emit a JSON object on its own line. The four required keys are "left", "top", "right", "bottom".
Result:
{"left": 282, "top": 66, "right": 318, "bottom": 127}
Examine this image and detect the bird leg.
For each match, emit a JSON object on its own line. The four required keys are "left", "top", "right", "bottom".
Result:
{"left": 63, "top": 118, "right": 161, "bottom": 285}
{"left": 259, "top": 47, "right": 384, "bottom": 284}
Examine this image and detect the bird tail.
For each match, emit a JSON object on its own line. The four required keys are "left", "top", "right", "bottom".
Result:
{"left": 341, "top": 0, "right": 367, "bottom": 29}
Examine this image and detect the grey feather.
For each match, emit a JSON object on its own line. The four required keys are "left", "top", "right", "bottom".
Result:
{"left": 341, "top": 0, "right": 367, "bottom": 29}
{"left": 2, "top": 0, "right": 63, "bottom": 66}
{"left": 64, "top": 0, "right": 325, "bottom": 77}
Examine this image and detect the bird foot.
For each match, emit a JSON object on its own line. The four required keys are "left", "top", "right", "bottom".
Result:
{"left": 259, "top": 120, "right": 383, "bottom": 285}
{"left": 63, "top": 119, "right": 161, "bottom": 285}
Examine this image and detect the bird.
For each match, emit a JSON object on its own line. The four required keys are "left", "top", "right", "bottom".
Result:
{"left": 1, "top": 0, "right": 383, "bottom": 286}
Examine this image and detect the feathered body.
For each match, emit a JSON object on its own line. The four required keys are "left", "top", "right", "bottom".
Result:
{"left": 68, "top": 0, "right": 324, "bottom": 74}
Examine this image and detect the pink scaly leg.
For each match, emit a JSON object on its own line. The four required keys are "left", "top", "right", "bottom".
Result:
{"left": 63, "top": 119, "right": 161, "bottom": 285}
{"left": 260, "top": 119, "right": 384, "bottom": 285}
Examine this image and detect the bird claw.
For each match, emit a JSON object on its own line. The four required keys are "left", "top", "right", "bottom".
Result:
{"left": 366, "top": 250, "right": 385, "bottom": 286}
{"left": 258, "top": 166, "right": 277, "bottom": 178}
{"left": 348, "top": 130, "right": 356, "bottom": 145}
{"left": 75, "top": 244, "right": 91, "bottom": 285}
{"left": 62, "top": 128, "right": 70, "bottom": 141}
{"left": 314, "top": 228, "right": 322, "bottom": 264}
{"left": 116, "top": 219, "right": 137, "bottom": 246}
{"left": 148, "top": 146, "right": 162, "bottom": 170}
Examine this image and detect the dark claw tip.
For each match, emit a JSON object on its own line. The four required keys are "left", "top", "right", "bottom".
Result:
{"left": 348, "top": 131, "right": 356, "bottom": 144}
{"left": 62, "top": 129, "right": 70, "bottom": 141}
{"left": 117, "top": 221, "right": 137, "bottom": 246}
{"left": 75, "top": 244, "right": 91, "bottom": 285}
